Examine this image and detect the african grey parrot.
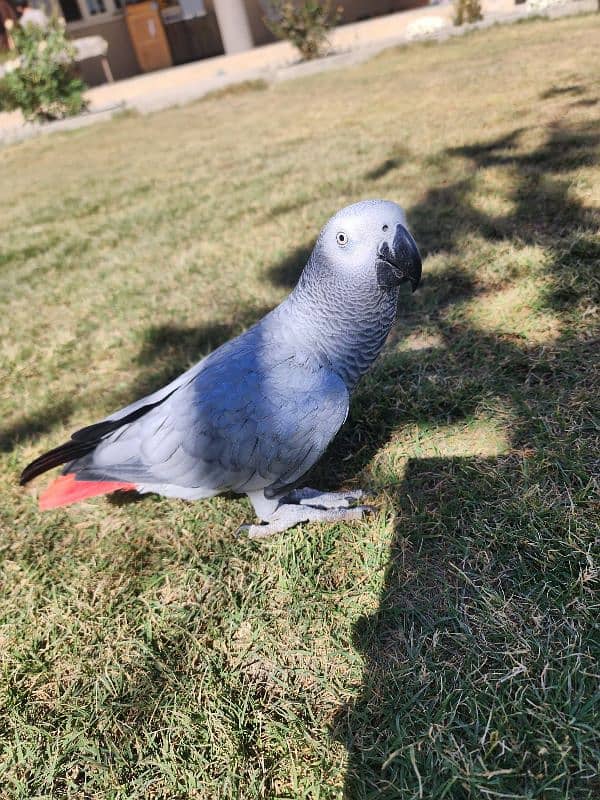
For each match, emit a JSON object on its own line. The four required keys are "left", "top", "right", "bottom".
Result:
{"left": 21, "top": 200, "right": 421, "bottom": 537}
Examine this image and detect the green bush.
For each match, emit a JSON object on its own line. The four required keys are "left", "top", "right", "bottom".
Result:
{"left": 0, "top": 18, "right": 87, "bottom": 122}
{"left": 453, "top": 0, "right": 484, "bottom": 25}
{"left": 264, "top": 1, "right": 343, "bottom": 61}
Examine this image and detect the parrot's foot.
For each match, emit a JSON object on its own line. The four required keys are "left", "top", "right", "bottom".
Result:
{"left": 281, "top": 487, "right": 369, "bottom": 509}
{"left": 238, "top": 501, "right": 374, "bottom": 539}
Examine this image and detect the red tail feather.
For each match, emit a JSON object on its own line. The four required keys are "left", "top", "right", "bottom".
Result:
{"left": 39, "top": 474, "right": 136, "bottom": 510}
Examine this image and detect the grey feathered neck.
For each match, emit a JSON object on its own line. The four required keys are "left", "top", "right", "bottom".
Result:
{"left": 276, "top": 251, "right": 399, "bottom": 391}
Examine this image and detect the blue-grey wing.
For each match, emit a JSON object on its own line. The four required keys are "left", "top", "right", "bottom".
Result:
{"left": 78, "top": 335, "right": 349, "bottom": 495}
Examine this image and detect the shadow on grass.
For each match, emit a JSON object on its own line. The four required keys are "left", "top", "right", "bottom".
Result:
{"left": 267, "top": 195, "right": 312, "bottom": 219}
{"left": 265, "top": 243, "right": 313, "bottom": 289}
{"left": 364, "top": 146, "right": 411, "bottom": 182}
{"left": 539, "top": 83, "right": 585, "bottom": 99}
{"left": 0, "top": 398, "right": 75, "bottom": 454}
{"left": 333, "top": 321, "right": 598, "bottom": 796}
{"left": 571, "top": 97, "right": 598, "bottom": 109}
{"left": 333, "top": 118, "right": 599, "bottom": 796}
{"left": 336, "top": 444, "right": 597, "bottom": 797}
{"left": 410, "top": 123, "right": 599, "bottom": 259}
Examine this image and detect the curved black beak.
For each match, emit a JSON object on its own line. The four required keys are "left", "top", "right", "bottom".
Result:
{"left": 377, "top": 223, "right": 422, "bottom": 292}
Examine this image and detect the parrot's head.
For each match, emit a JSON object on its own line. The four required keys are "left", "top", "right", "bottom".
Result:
{"left": 313, "top": 199, "right": 422, "bottom": 293}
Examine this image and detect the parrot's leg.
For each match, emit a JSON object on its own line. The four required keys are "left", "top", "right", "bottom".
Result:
{"left": 239, "top": 503, "right": 373, "bottom": 539}
{"left": 281, "top": 487, "right": 367, "bottom": 508}
{"left": 240, "top": 490, "right": 374, "bottom": 539}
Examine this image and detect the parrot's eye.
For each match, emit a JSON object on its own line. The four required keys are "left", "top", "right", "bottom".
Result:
{"left": 382, "top": 224, "right": 389, "bottom": 232}
{"left": 336, "top": 231, "right": 348, "bottom": 247}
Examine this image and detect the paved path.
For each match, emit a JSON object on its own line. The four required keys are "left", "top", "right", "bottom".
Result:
{"left": 83, "top": 0, "right": 521, "bottom": 114}
{"left": 0, "top": 0, "right": 593, "bottom": 144}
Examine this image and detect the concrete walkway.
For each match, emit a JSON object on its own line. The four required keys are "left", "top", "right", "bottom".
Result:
{"left": 0, "top": 0, "right": 593, "bottom": 144}
{"left": 83, "top": 0, "right": 521, "bottom": 113}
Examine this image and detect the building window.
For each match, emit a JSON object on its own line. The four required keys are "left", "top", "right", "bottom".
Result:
{"left": 59, "top": 0, "right": 82, "bottom": 22}
{"left": 58, "top": 0, "right": 120, "bottom": 22}
{"left": 84, "top": 0, "right": 106, "bottom": 13}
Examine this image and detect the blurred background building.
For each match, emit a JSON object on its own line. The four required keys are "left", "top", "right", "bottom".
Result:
{"left": 17, "top": 0, "right": 428, "bottom": 84}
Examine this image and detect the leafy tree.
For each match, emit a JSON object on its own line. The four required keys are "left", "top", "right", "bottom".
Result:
{"left": 0, "top": 17, "right": 87, "bottom": 122}
{"left": 264, "top": 1, "right": 343, "bottom": 60}
{"left": 453, "top": 0, "right": 483, "bottom": 25}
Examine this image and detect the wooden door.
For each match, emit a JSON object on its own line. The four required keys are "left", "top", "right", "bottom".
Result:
{"left": 126, "top": 2, "right": 173, "bottom": 73}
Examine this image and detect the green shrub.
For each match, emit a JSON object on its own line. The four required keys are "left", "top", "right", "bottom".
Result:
{"left": 264, "top": 1, "right": 343, "bottom": 61}
{"left": 0, "top": 18, "right": 87, "bottom": 122}
{"left": 453, "top": 0, "right": 484, "bottom": 25}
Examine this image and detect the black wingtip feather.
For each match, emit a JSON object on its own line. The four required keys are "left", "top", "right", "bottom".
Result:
{"left": 20, "top": 392, "right": 172, "bottom": 486}
{"left": 19, "top": 439, "right": 95, "bottom": 485}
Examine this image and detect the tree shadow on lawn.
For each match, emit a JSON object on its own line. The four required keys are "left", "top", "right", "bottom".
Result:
{"left": 265, "top": 242, "right": 313, "bottom": 289}
{"left": 410, "top": 121, "right": 598, "bottom": 256}
{"left": 539, "top": 83, "right": 585, "bottom": 100}
{"left": 335, "top": 446, "right": 597, "bottom": 798}
{"left": 0, "top": 398, "right": 75, "bottom": 454}
{"left": 333, "top": 321, "right": 598, "bottom": 798}
{"left": 333, "top": 118, "right": 599, "bottom": 797}
{"left": 364, "top": 145, "right": 412, "bottom": 182}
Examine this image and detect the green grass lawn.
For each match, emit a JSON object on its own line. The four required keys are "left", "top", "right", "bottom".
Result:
{"left": 1, "top": 13, "right": 599, "bottom": 799}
